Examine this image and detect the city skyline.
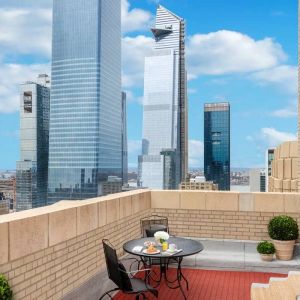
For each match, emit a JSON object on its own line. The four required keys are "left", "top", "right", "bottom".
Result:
{"left": 0, "top": 0, "right": 297, "bottom": 171}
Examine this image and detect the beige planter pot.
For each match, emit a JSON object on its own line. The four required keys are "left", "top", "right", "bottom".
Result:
{"left": 260, "top": 254, "right": 274, "bottom": 262}
{"left": 273, "top": 240, "right": 295, "bottom": 260}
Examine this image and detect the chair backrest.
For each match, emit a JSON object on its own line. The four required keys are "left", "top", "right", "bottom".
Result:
{"left": 102, "top": 239, "right": 132, "bottom": 291}
{"left": 140, "top": 215, "right": 169, "bottom": 237}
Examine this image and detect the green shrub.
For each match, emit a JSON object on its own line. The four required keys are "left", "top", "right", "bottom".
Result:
{"left": 268, "top": 215, "right": 299, "bottom": 241}
{"left": 0, "top": 274, "right": 12, "bottom": 300}
{"left": 257, "top": 241, "right": 275, "bottom": 254}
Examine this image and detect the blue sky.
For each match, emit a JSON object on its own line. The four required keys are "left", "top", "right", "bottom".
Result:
{"left": 0, "top": 0, "right": 297, "bottom": 170}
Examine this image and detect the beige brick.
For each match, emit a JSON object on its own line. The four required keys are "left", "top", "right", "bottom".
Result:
{"left": 239, "top": 193, "right": 254, "bottom": 212}
{"left": 280, "top": 142, "right": 290, "bottom": 158}
{"left": 206, "top": 191, "right": 239, "bottom": 211}
{"left": 98, "top": 201, "right": 107, "bottom": 227}
{"left": 284, "top": 193, "right": 300, "bottom": 213}
{"left": 284, "top": 158, "right": 292, "bottom": 179}
{"left": 10, "top": 215, "right": 48, "bottom": 261}
{"left": 292, "top": 158, "right": 298, "bottom": 179}
{"left": 119, "top": 196, "right": 132, "bottom": 219}
{"left": 274, "top": 178, "right": 282, "bottom": 189}
{"left": 254, "top": 193, "right": 284, "bottom": 212}
{"left": 151, "top": 190, "right": 180, "bottom": 209}
{"left": 106, "top": 198, "right": 120, "bottom": 223}
{"left": 77, "top": 203, "right": 98, "bottom": 235}
{"left": 277, "top": 159, "right": 284, "bottom": 179}
{"left": 282, "top": 179, "right": 291, "bottom": 190}
{"left": 0, "top": 222, "right": 8, "bottom": 264}
{"left": 180, "top": 191, "right": 206, "bottom": 210}
{"left": 289, "top": 141, "right": 298, "bottom": 157}
{"left": 49, "top": 208, "right": 76, "bottom": 246}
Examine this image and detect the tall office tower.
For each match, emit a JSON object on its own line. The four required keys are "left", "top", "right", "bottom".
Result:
{"left": 204, "top": 102, "right": 230, "bottom": 191}
{"left": 138, "top": 5, "right": 188, "bottom": 189}
{"left": 122, "top": 92, "right": 128, "bottom": 184}
{"left": 265, "top": 148, "right": 275, "bottom": 192}
{"left": 16, "top": 74, "right": 50, "bottom": 211}
{"left": 48, "top": 0, "right": 122, "bottom": 203}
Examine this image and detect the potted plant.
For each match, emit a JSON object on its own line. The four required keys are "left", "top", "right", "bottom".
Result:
{"left": 0, "top": 274, "right": 13, "bottom": 300}
{"left": 257, "top": 241, "right": 275, "bottom": 261}
{"left": 268, "top": 215, "right": 299, "bottom": 260}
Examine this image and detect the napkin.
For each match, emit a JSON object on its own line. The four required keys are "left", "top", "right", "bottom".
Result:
{"left": 132, "top": 246, "right": 143, "bottom": 253}
{"left": 162, "top": 249, "right": 183, "bottom": 255}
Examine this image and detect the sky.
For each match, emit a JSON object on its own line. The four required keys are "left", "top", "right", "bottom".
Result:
{"left": 0, "top": 0, "right": 298, "bottom": 170}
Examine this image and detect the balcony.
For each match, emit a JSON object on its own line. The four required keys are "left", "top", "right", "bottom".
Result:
{"left": 0, "top": 190, "right": 299, "bottom": 299}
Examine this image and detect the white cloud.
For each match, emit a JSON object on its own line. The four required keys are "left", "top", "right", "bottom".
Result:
{"left": 121, "top": 0, "right": 153, "bottom": 33}
{"left": 187, "top": 30, "right": 287, "bottom": 77}
{"left": 0, "top": 63, "right": 50, "bottom": 113}
{"left": 247, "top": 127, "right": 297, "bottom": 161}
{"left": 122, "top": 35, "right": 154, "bottom": 88}
{"left": 188, "top": 140, "right": 204, "bottom": 167}
{"left": 0, "top": 8, "right": 52, "bottom": 59}
{"left": 261, "top": 128, "right": 297, "bottom": 147}
{"left": 270, "top": 99, "right": 298, "bottom": 118}
{"left": 251, "top": 65, "right": 297, "bottom": 95}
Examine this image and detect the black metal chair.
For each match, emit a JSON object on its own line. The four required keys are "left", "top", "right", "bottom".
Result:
{"left": 99, "top": 239, "right": 158, "bottom": 300}
{"left": 140, "top": 215, "right": 169, "bottom": 238}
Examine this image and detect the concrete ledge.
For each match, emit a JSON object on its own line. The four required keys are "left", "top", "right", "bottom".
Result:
{"left": 10, "top": 214, "right": 48, "bottom": 260}
{"left": 0, "top": 222, "right": 8, "bottom": 264}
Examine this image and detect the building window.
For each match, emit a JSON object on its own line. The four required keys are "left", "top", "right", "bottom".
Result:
{"left": 24, "top": 92, "right": 32, "bottom": 113}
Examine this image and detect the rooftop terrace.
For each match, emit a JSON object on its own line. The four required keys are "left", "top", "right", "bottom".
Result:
{"left": 0, "top": 190, "right": 299, "bottom": 299}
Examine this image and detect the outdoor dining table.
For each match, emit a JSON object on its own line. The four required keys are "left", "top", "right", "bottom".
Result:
{"left": 123, "top": 237, "right": 204, "bottom": 299}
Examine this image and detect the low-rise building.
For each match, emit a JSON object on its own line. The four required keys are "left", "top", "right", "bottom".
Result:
{"left": 179, "top": 178, "right": 218, "bottom": 190}
{"left": 0, "top": 177, "right": 16, "bottom": 211}
{"left": 98, "top": 176, "right": 123, "bottom": 196}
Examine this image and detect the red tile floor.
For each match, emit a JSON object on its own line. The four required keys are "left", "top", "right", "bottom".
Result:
{"left": 114, "top": 268, "right": 286, "bottom": 300}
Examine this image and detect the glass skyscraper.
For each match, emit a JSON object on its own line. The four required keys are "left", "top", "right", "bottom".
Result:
{"left": 48, "top": 0, "right": 122, "bottom": 203}
{"left": 138, "top": 5, "right": 188, "bottom": 189}
{"left": 16, "top": 74, "right": 50, "bottom": 211}
{"left": 204, "top": 102, "right": 230, "bottom": 191}
{"left": 122, "top": 92, "right": 128, "bottom": 185}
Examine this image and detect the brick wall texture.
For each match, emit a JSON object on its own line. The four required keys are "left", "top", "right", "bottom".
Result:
{"left": 0, "top": 209, "right": 149, "bottom": 300}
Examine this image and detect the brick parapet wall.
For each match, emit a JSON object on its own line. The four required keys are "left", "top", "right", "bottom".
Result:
{"left": 152, "top": 208, "right": 300, "bottom": 242}
{"left": 1, "top": 189, "right": 300, "bottom": 299}
{"left": 0, "top": 190, "right": 151, "bottom": 300}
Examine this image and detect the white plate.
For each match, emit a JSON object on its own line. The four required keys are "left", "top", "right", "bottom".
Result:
{"left": 142, "top": 249, "right": 160, "bottom": 255}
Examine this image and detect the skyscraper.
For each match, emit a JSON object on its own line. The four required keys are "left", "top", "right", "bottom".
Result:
{"left": 48, "top": 0, "right": 122, "bottom": 203}
{"left": 138, "top": 5, "right": 188, "bottom": 189}
{"left": 204, "top": 102, "right": 230, "bottom": 191}
{"left": 16, "top": 74, "right": 50, "bottom": 211}
{"left": 265, "top": 148, "right": 275, "bottom": 192}
{"left": 122, "top": 92, "right": 128, "bottom": 184}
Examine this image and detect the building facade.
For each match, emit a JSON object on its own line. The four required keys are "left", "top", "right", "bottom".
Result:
{"left": 265, "top": 148, "right": 275, "bottom": 192}
{"left": 249, "top": 169, "right": 266, "bottom": 192}
{"left": 138, "top": 5, "right": 188, "bottom": 189}
{"left": 269, "top": 141, "right": 299, "bottom": 192}
{"left": 16, "top": 75, "right": 50, "bottom": 211}
{"left": 204, "top": 102, "right": 230, "bottom": 191}
{"left": 48, "top": 0, "right": 122, "bottom": 203}
{"left": 122, "top": 92, "right": 128, "bottom": 184}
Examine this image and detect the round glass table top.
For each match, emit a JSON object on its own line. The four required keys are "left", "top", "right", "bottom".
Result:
{"left": 123, "top": 237, "right": 203, "bottom": 259}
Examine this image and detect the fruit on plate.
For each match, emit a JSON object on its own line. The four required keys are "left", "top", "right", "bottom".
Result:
{"left": 147, "top": 245, "right": 157, "bottom": 253}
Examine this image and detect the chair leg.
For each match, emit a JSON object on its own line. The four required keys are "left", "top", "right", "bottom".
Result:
{"left": 99, "top": 288, "right": 120, "bottom": 300}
